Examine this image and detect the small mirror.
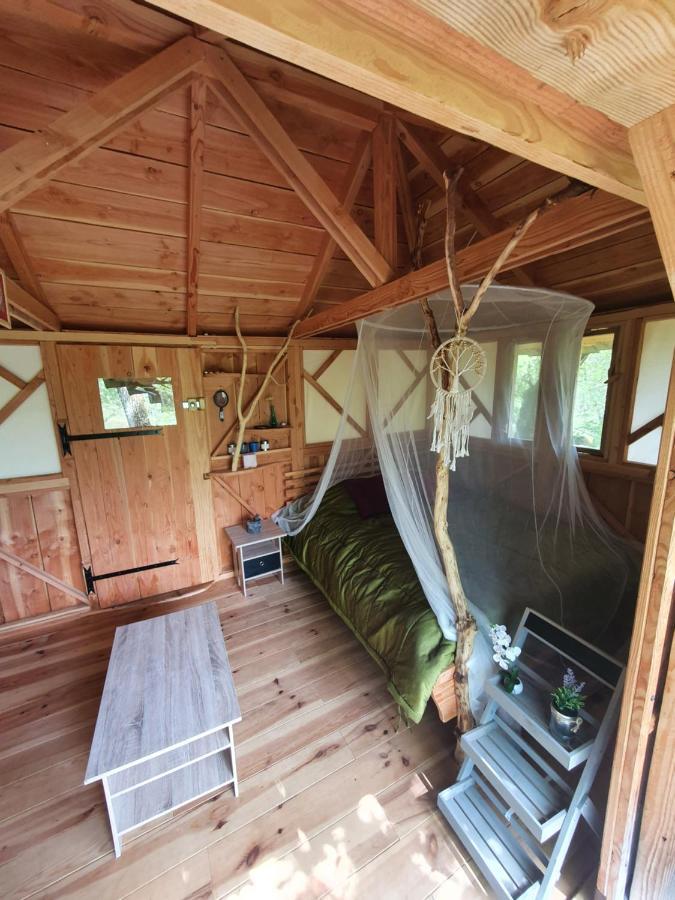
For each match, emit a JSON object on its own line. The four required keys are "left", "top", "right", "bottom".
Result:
{"left": 213, "top": 389, "right": 229, "bottom": 422}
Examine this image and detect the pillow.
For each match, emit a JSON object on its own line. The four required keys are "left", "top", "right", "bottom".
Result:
{"left": 342, "top": 475, "right": 390, "bottom": 519}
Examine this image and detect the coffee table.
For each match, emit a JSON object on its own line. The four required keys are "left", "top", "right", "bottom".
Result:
{"left": 84, "top": 601, "right": 241, "bottom": 857}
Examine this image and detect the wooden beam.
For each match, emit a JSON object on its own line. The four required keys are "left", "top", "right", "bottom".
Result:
{"left": 0, "top": 213, "right": 49, "bottom": 304}
{"left": 629, "top": 107, "right": 675, "bottom": 298}
{"left": 0, "top": 372, "right": 45, "bottom": 426}
{"left": 395, "top": 120, "right": 534, "bottom": 285}
{"left": 0, "top": 363, "right": 26, "bottom": 390}
{"left": 1, "top": 271, "right": 60, "bottom": 331}
{"left": 394, "top": 140, "right": 416, "bottom": 256}
{"left": 627, "top": 413, "right": 665, "bottom": 445}
{"left": 372, "top": 113, "right": 397, "bottom": 268}
{"left": 294, "top": 133, "right": 371, "bottom": 320}
{"left": 148, "top": 0, "right": 644, "bottom": 205}
{"left": 0, "top": 547, "right": 88, "bottom": 605}
{"left": 295, "top": 191, "right": 648, "bottom": 337}
{"left": 312, "top": 349, "right": 342, "bottom": 381}
{"left": 302, "top": 369, "right": 368, "bottom": 439}
{"left": 187, "top": 79, "right": 206, "bottom": 337}
{"left": 598, "top": 358, "right": 675, "bottom": 900}
{"left": 0, "top": 36, "right": 204, "bottom": 214}
{"left": 206, "top": 45, "right": 393, "bottom": 288}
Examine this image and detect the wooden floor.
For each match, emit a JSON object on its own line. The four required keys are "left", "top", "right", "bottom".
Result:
{"left": 0, "top": 569, "right": 597, "bottom": 899}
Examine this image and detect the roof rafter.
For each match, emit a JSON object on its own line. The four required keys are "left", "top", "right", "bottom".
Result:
{"left": 186, "top": 78, "right": 206, "bottom": 337}
{"left": 295, "top": 191, "right": 649, "bottom": 337}
{"left": 395, "top": 120, "right": 535, "bottom": 286}
{"left": 205, "top": 44, "right": 394, "bottom": 289}
{"left": 0, "top": 35, "right": 206, "bottom": 215}
{"left": 1, "top": 269, "right": 60, "bottom": 331}
{"left": 293, "top": 132, "right": 372, "bottom": 320}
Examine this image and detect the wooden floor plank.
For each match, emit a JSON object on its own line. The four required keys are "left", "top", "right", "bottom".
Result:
{"left": 0, "top": 571, "right": 466, "bottom": 900}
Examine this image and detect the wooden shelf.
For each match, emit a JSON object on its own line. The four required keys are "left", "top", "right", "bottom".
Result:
{"left": 113, "top": 750, "right": 233, "bottom": 835}
{"left": 484, "top": 674, "right": 596, "bottom": 771}
{"left": 438, "top": 776, "right": 543, "bottom": 900}
{"left": 462, "top": 720, "right": 571, "bottom": 843}
{"left": 108, "top": 729, "right": 230, "bottom": 796}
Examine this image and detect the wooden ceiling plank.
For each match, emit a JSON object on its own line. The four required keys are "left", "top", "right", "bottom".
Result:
{"left": 293, "top": 132, "right": 371, "bottom": 320}
{"left": 294, "top": 191, "right": 648, "bottom": 337}
{"left": 1, "top": 269, "right": 60, "bottom": 330}
{"left": 396, "top": 119, "right": 534, "bottom": 285}
{"left": 0, "top": 36, "right": 205, "bottom": 214}
{"left": 0, "top": 212, "right": 50, "bottom": 305}
{"left": 206, "top": 45, "right": 393, "bottom": 288}
{"left": 372, "top": 112, "right": 398, "bottom": 268}
{"left": 186, "top": 79, "right": 206, "bottom": 337}
{"left": 145, "top": 0, "right": 644, "bottom": 205}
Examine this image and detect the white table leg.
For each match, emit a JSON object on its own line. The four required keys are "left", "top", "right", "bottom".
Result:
{"left": 279, "top": 538, "right": 285, "bottom": 585}
{"left": 102, "top": 775, "right": 122, "bottom": 858}
{"left": 228, "top": 724, "right": 239, "bottom": 798}
{"left": 239, "top": 547, "right": 247, "bottom": 598}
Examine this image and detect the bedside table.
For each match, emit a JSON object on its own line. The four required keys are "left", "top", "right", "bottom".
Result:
{"left": 225, "top": 520, "right": 285, "bottom": 598}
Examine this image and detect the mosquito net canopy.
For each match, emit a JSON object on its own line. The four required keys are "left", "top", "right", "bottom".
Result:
{"left": 276, "top": 285, "right": 640, "bottom": 709}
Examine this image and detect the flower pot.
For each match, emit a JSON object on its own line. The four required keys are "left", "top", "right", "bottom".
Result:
{"left": 550, "top": 703, "right": 583, "bottom": 743}
{"left": 502, "top": 677, "right": 523, "bottom": 695}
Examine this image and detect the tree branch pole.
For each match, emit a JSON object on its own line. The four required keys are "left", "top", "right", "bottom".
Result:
{"left": 420, "top": 171, "right": 544, "bottom": 736}
{"left": 231, "top": 307, "right": 299, "bottom": 472}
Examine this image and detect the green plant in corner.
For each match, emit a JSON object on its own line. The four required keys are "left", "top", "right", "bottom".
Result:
{"left": 551, "top": 667, "right": 586, "bottom": 715}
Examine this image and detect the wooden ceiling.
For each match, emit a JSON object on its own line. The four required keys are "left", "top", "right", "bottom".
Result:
{"left": 413, "top": 1, "right": 675, "bottom": 128}
{"left": 0, "top": 0, "right": 669, "bottom": 337}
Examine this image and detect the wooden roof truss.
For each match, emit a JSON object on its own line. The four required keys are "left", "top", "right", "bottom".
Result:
{"left": 0, "top": 24, "right": 664, "bottom": 339}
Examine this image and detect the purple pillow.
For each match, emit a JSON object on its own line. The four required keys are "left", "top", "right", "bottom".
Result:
{"left": 343, "top": 475, "right": 390, "bottom": 519}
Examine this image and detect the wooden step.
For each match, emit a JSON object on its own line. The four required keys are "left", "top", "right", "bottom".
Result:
{"left": 462, "top": 720, "right": 571, "bottom": 842}
{"left": 438, "top": 775, "right": 543, "bottom": 900}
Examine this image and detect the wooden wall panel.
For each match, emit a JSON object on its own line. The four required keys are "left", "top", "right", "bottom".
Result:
{"left": 0, "top": 485, "right": 84, "bottom": 622}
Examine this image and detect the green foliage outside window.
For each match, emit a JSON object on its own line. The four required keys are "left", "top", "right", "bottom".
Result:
{"left": 508, "top": 342, "right": 542, "bottom": 441}
{"left": 98, "top": 377, "right": 177, "bottom": 429}
{"left": 572, "top": 332, "right": 614, "bottom": 451}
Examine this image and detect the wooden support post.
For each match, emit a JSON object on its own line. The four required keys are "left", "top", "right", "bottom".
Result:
{"left": 294, "top": 133, "right": 372, "bottom": 320}
{"left": 206, "top": 45, "right": 394, "bottom": 288}
{"left": 287, "top": 347, "right": 305, "bottom": 472}
{"left": 372, "top": 113, "right": 397, "bottom": 269}
{"left": 597, "top": 104, "right": 675, "bottom": 900}
{"left": 186, "top": 79, "right": 206, "bottom": 337}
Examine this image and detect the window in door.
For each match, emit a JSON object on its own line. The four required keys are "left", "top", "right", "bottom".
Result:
{"left": 97, "top": 377, "right": 177, "bottom": 430}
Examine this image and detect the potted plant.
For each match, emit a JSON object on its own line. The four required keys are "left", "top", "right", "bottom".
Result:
{"left": 490, "top": 624, "right": 522, "bottom": 695}
{"left": 550, "top": 668, "right": 586, "bottom": 742}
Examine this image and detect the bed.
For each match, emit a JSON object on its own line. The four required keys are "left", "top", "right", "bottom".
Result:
{"left": 284, "top": 482, "right": 457, "bottom": 724}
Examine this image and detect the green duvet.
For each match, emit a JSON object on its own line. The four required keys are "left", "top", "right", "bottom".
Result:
{"left": 285, "top": 483, "right": 456, "bottom": 722}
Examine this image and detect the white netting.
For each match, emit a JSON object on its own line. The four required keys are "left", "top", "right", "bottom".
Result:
{"left": 275, "top": 286, "right": 640, "bottom": 712}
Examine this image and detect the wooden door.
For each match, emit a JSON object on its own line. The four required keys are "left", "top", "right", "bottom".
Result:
{"left": 56, "top": 344, "right": 217, "bottom": 607}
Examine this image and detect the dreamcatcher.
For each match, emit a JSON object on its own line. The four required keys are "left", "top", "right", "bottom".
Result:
{"left": 428, "top": 333, "right": 486, "bottom": 470}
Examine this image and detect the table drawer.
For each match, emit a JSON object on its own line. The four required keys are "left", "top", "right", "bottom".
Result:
{"left": 243, "top": 551, "right": 281, "bottom": 579}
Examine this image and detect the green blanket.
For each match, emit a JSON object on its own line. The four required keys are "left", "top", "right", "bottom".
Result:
{"left": 285, "top": 483, "right": 456, "bottom": 723}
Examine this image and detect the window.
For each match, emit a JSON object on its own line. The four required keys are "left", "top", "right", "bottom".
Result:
{"left": 508, "top": 342, "right": 542, "bottom": 441}
{"left": 573, "top": 331, "right": 615, "bottom": 452}
{"left": 98, "top": 377, "right": 177, "bottom": 430}
{"left": 627, "top": 317, "right": 675, "bottom": 465}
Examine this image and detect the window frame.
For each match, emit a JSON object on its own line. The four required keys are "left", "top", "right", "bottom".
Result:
{"left": 573, "top": 326, "right": 618, "bottom": 459}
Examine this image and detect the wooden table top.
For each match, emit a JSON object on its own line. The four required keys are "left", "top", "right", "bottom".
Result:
{"left": 225, "top": 519, "right": 284, "bottom": 549}
{"left": 85, "top": 601, "right": 240, "bottom": 782}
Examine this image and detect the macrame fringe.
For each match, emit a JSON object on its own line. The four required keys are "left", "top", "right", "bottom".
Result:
{"left": 429, "top": 384, "right": 475, "bottom": 471}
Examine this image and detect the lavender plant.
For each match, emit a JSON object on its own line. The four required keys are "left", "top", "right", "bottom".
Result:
{"left": 551, "top": 667, "right": 586, "bottom": 714}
